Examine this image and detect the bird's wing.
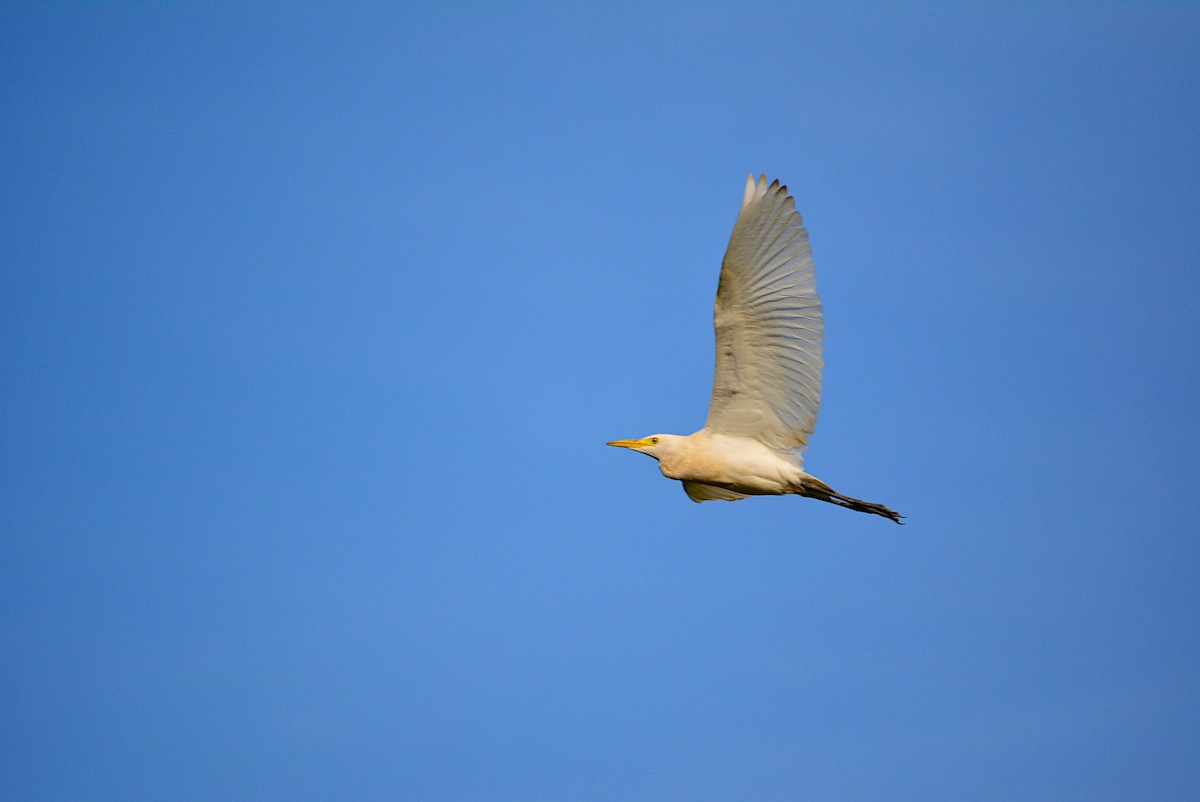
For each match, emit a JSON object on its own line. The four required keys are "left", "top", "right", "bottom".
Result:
{"left": 704, "top": 174, "right": 824, "bottom": 457}
{"left": 682, "top": 480, "right": 750, "bottom": 502}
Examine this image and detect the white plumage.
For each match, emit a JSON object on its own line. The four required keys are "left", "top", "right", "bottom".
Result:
{"left": 608, "top": 175, "right": 902, "bottom": 524}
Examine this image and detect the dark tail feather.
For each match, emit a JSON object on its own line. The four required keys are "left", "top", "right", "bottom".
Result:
{"left": 796, "top": 476, "right": 904, "bottom": 525}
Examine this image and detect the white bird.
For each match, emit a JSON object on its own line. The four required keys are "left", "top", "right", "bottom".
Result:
{"left": 608, "top": 174, "right": 902, "bottom": 524}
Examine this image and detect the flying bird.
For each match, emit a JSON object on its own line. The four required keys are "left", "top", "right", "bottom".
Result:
{"left": 608, "top": 174, "right": 902, "bottom": 524}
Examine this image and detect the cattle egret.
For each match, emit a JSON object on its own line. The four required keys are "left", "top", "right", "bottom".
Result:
{"left": 608, "top": 174, "right": 903, "bottom": 524}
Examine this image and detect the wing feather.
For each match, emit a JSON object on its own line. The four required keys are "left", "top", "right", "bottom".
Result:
{"left": 682, "top": 481, "right": 750, "bottom": 502}
{"left": 704, "top": 174, "right": 824, "bottom": 457}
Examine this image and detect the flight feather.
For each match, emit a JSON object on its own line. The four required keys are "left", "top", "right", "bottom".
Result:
{"left": 704, "top": 174, "right": 824, "bottom": 458}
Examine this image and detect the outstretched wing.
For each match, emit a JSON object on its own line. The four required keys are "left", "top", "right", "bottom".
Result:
{"left": 704, "top": 174, "right": 824, "bottom": 457}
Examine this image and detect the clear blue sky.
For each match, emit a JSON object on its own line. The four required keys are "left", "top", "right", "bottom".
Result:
{"left": 3, "top": 3, "right": 1198, "bottom": 800}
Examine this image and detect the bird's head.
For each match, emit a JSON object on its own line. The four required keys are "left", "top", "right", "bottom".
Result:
{"left": 605, "top": 434, "right": 679, "bottom": 460}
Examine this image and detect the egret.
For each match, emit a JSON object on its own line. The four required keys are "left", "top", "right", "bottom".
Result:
{"left": 608, "top": 174, "right": 903, "bottom": 524}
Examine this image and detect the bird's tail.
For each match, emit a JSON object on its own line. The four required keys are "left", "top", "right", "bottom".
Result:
{"left": 795, "top": 475, "right": 904, "bottom": 525}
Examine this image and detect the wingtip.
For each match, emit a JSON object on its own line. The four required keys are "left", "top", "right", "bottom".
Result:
{"left": 743, "top": 173, "right": 778, "bottom": 208}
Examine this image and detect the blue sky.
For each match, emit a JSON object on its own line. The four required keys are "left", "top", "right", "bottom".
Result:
{"left": 2, "top": 3, "right": 1198, "bottom": 800}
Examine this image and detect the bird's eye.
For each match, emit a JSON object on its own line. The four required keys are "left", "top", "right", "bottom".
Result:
{"left": 650, "top": 437, "right": 659, "bottom": 445}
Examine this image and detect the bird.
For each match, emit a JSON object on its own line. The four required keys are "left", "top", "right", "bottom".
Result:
{"left": 607, "top": 174, "right": 903, "bottom": 524}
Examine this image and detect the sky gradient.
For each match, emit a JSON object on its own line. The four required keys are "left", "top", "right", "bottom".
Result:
{"left": 3, "top": 3, "right": 1199, "bottom": 800}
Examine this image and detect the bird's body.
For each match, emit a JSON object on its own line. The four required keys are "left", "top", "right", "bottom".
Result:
{"left": 653, "top": 432, "right": 800, "bottom": 494}
{"left": 608, "top": 175, "right": 902, "bottom": 524}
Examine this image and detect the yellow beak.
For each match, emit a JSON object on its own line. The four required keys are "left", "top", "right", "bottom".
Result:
{"left": 606, "top": 438, "right": 651, "bottom": 449}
